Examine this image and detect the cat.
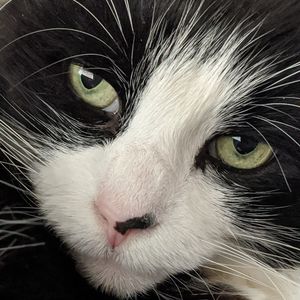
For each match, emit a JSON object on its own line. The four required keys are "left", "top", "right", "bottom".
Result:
{"left": 1, "top": 0, "right": 300, "bottom": 299}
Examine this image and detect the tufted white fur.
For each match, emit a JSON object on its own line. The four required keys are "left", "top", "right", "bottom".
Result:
{"left": 26, "top": 31, "right": 300, "bottom": 300}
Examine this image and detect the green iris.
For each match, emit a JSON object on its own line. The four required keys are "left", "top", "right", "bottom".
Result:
{"left": 69, "top": 64, "right": 119, "bottom": 111}
{"left": 216, "top": 136, "right": 273, "bottom": 169}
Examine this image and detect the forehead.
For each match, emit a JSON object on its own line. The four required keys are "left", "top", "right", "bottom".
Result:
{"left": 1, "top": 0, "right": 300, "bottom": 119}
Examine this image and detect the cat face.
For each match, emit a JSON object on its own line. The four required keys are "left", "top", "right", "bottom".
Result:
{"left": 1, "top": 0, "right": 300, "bottom": 298}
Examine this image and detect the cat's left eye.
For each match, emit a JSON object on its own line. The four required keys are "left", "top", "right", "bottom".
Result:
{"left": 209, "top": 135, "right": 273, "bottom": 170}
{"left": 69, "top": 64, "right": 120, "bottom": 113}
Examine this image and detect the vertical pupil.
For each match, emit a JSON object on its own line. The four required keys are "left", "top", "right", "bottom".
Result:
{"left": 233, "top": 136, "right": 258, "bottom": 155}
{"left": 80, "top": 70, "right": 103, "bottom": 89}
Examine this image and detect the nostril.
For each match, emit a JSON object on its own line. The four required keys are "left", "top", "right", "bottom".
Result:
{"left": 114, "top": 213, "right": 155, "bottom": 235}
{"left": 94, "top": 201, "right": 157, "bottom": 248}
{"left": 105, "top": 214, "right": 156, "bottom": 249}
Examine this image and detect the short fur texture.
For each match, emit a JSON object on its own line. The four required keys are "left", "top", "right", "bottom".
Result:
{"left": 1, "top": 1, "right": 300, "bottom": 299}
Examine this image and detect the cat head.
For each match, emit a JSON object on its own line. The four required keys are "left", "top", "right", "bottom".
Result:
{"left": 1, "top": 0, "right": 300, "bottom": 298}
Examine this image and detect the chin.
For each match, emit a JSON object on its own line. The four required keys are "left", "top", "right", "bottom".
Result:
{"left": 77, "top": 254, "right": 166, "bottom": 298}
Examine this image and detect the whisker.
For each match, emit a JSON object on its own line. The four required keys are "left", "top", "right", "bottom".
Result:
{"left": 0, "top": 210, "right": 40, "bottom": 218}
{"left": 0, "top": 180, "right": 32, "bottom": 194}
{"left": 0, "top": 229, "right": 33, "bottom": 240}
{"left": 263, "top": 271, "right": 287, "bottom": 300}
{"left": 168, "top": 275, "right": 184, "bottom": 300}
{"left": 246, "top": 122, "right": 292, "bottom": 192}
{"left": 0, "top": 239, "right": 17, "bottom": 257}
{"left": 72, "top": 0, "right": 123, "bottom": 53}
{"left": 256, "top": 102, "right": 300, "bottom": 110}
{"left": 26, "top": 66, "right": 112, "bottom": 82}
{"left": 11, "top": 52, "right": 126, "bottom": 88}
{"left": 235, "top": 232, "right": 300, "bottom": 255}
{"left": 255, "top": 116, "right": 300, "bottom": 152}
{"left": 257, "top": 117, "right": 300, "bottom": 132}
{"left": 0, "top": 0, "right": 13, "bottom": 11}
{"left": 0, "top": 242, "right": 45, "bottom": 252}
{"left": 202, "top": 262, "right": 269, "bottom": 288}
{"left": 123, "top": 0, "right": 134, "bottom": 34}
{"left": 253, "top": 104, "right": 296, "bottom": 121}
{"left": 185, "top": 269, "right": 216, "bottom": 300}
{"left": 199, "top": 236, "right": 300, "bottom": 289}
{"left": 260, "top": 62, "right": 300, "bottom": 93}
{"left": 105, "top": 0, "right": 128, "bottom": 48}
{"left": 0, "top": 28, "right": 116, "bottom": 55}
{"left": 7, "top": 206, "right": 39, "bottom": 210}
{"left": 152, "top": 287, "right": 163, "bottom": 300}
{"left": 0, "top": 218, "right": 44, "bottom": 225}
{"left": 170, "top": 274, "right": 193, "bottom": 294}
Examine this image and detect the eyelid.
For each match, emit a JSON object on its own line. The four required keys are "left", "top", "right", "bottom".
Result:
{"left": 102, "top": 96, "right": 120, "bottom": 114}
{"left": 207, "top": 139, "right": 217, "bottom": 158}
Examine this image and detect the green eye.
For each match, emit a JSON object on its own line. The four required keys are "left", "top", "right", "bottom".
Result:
{"left": 69, "top": 64, "right": 120, "bottom": 113}
{"left": 214, "top": 136, "right": 273, "bottom": 169}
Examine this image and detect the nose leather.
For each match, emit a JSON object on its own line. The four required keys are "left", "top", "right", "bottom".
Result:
{"left": 114, "top": 214, "right": 154, "bottom": 235}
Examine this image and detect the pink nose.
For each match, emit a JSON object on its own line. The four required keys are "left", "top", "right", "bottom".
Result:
{"left": 105, "top": 224, "right": 130, "bottom": 249}
{"left": 96, "top": 203, "right": 155, "bottom": 248}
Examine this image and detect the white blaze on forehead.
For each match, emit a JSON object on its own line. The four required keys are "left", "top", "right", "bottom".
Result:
{"left": 120, "top": 45, "right": 264, "bottom": 175}
{"left": 128, "top": 29, "right": 268, "bottom": 150}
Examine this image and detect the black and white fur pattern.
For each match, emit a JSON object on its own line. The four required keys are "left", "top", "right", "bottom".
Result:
{"left": 1, "top": 0, "right": 300, "bottom": 299}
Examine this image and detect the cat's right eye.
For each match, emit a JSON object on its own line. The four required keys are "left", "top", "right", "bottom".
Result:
{"left": 69, "top": 64, "right": 120, "bottom": 113}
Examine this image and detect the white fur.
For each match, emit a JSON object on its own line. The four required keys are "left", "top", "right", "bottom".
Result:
{"left": 207, "top": 255, "right": 300, "bottom": 299}
{"left": 27, "top": 31, "right": 300, "bottom": 300}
